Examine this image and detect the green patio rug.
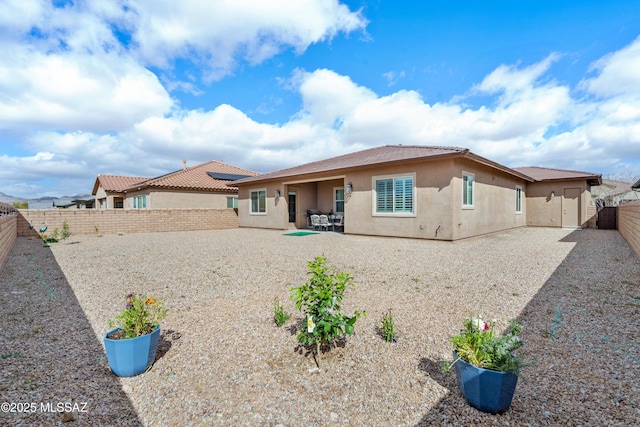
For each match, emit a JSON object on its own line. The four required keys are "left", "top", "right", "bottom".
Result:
{"left": 283, "top": 231, "right": 320, "bottom": 236}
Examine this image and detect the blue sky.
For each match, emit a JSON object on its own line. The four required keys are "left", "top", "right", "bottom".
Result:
{"left": 1, "top": 0, "right": 639, "bottom": 198}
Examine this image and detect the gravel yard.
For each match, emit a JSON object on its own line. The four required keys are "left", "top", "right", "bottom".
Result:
{"left": 1, "top": 227, "right": 639, "bottom": 426}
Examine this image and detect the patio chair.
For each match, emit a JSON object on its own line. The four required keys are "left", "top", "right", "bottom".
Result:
{"left": 310, "top": 214, "right": 321, "bottom": 230}
{"left": 318, "top": 215, "right": 331, "bottom": 231}
{"left": 333, "top": 215, "right": 344, "bottom": 231}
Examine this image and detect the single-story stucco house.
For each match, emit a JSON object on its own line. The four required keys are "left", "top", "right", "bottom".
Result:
{"left": 93, "top": 175, "right": 150, "bottom": 209}
{"left": 230, "top": 145, "right": 601, "bottom": 241}
{"left": 92, "top": 160, "right": 258, "bottom": 210}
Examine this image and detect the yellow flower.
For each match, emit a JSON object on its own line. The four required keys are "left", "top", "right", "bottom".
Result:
{"left": 146, "top": 297, "right": 156, "bottom": 305}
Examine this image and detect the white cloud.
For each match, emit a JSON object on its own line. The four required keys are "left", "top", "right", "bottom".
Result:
{"left": 127, "top": 0, "right": 368, "bottom": 80}
{"left": 0, "top": 1, "right": 174, "bottom": 133}
{"left": 0, "top": 46, "right": 173, "bottom": 132}
{"left": 473, "top": 54, "right": 560, "bottom": 96}
{"left": 2, "top": 1, "right": 639, "bottom": 198}
{"left": 382, "top": 70, "right": 406, "bottom": 86}
{"left": 293, "top": 68, "right": 377, "bottom": 126}
{"left": 581, "top": 35, "right": 640, "bottom": 98}
{"left": 0, "top": 0, "right": 47, "bottom": 34}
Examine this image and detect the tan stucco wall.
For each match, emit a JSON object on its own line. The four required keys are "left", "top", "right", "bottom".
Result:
{"left": 317, "top": 179, "right": 344, "bottom": 214}
{"left": 93, "top": 186, "right": 122, "bottom": 209}
{"left": 451, "top": 158, "right": 528, "bottom": 240}
{"left": 344, "top": 160, "right": 456, "bottom": 239}
{"left": 619, "top": 200, "right": 640, "bottom": 260}
{"left": 236, "top": 157, "right": 529, "bottom": 240}
{"left": 287, "top": 182, "right": 317, "bottom": 229}
{"left": 123, "top": 189, "right": 235, "bottom": 209}
{"left": 238, "top": 183, "right": 289, "bottom": 230}
{"left": 525, "top": 181, "right": 593, "bottom": 228}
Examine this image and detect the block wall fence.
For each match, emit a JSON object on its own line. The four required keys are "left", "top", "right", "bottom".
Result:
{"left": 0, "top": 212, "right": 17, "bottom": 271}
{"left": 619, "top": 201, "right": 640, "bottom": 261}
{"left": 586, "top": 205, "right": 597, "bottom": 229}
{"left": 2, "top": 204, "right": 640, "bottom": 271}
{"left": 16, "top": 208, "right": 239, "bottom": 238}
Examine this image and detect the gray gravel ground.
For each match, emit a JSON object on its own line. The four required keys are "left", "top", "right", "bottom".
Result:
{"left": 0, "top": 227, "right": 638, "bottom": 426}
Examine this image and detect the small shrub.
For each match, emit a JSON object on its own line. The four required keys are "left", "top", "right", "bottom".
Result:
{"left": 273, "top": 297, "right": 290, "bottom": 327}
{"left": 61, "top": 220, "right": 71, "bottom": 242}
{"left": 380, "top": 308, "right": 397, "bottom": 343}
{"left": 290, "top": 256, "right": 365, "bottom": 368}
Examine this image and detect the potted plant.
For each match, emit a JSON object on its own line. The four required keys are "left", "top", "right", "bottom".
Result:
{"left": 104, "top": 293, "right": 167, "bottom": 377}
{"left": 442, "top": 315, "right": 526, "bottom": 414}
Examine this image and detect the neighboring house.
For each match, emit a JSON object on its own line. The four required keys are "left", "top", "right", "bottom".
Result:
{"left": 93, "top": 175, "right": 150, "bottom": 209}
{"left": 231, "top": 145, "right": 601, "bottom": 241}
{"left": 53, "top": 197, "right": 95, "bottom": 209}
{"left": 512, "top": 167, "right": 601, "bottom": 228}
{"left": 590, "top": 179, "right": 640, "bottom": 206}
{"left": 93, "top": 160, "right": 259, "bottom": 210}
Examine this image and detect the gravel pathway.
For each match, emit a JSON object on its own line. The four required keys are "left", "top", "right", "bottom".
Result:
{"left": 1, "top": 227, "right": 638, "bottom": 426}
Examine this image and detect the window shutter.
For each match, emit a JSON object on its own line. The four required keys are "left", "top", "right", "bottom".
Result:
{"left": 259, "top": 190, "right": 266, "bottom": 212}
{"left": 394, "top": 177, "right": 413, "bottom": 213}
{"left": 376, "top": 179, "right": 393, "bottom": 212}
{"left": 463, "top": 174, "right": 474, "bottom": 206}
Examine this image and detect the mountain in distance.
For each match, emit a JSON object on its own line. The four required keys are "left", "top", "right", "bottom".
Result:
{"left": 0, "top": 191, "right": 93, "bottom": 209}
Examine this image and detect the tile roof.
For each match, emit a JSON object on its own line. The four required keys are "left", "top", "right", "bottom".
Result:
{"left": 513, "top": 166, "right": 601, "bottom": 184}
{"left": 128, "top": 160, "right": 259, "bottom": 193}
{"left": 598, "top": 179, "right": 634, "bottom": 194}
{"left": 231, "top": 145, "right": 533, "bottom": 185}
{"left": 92, "top": 175, "right": 150, "bottom": 195}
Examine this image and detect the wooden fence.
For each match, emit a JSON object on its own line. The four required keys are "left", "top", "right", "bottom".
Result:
{"left": 618, "top": 201, "right": 640, "bottom": 261}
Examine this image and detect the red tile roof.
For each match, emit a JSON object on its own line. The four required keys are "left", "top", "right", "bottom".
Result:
{"left": 231, "top": 145, "right": 533, "bottom": 185}
{"left": 92, "top": 175, "right": 150, "bottom": 195}
{"left": 127, "top": 160, "right": 259, "bottom": 193}
{"left": 513, "top": 166, "right": 601, "bottom": 184}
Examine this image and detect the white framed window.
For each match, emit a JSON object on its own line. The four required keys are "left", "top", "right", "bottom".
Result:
{"left": 334, "top": 187, "right": 345, "bottom": 214}
{"left": 133, "top": 195, "right": 147, "bottom": 209}
{"left": 462, "top": 172, "right": 474, "bottom": 209}
{"left": 250, "top": 189, "right": 266, "bottom": 214}
{"left": 372, "top": 173, "right": 415, "bottom": 216}
{"left": 227, "top": 197, "right": 238, "bottom": 209}
{"left": 515, "top": 185, "right": 523, "bottom": 214}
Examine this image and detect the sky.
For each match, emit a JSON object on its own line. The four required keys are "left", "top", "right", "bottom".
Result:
{"left": 1, "top": 0, "right": 640, "bottom": 199}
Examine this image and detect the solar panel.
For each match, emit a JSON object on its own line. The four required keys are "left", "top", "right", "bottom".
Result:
{"left": 206, "top": 172, "right": 253, "bottom": 181}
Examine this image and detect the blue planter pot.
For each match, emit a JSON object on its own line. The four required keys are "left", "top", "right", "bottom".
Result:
{"left": 104, "top": 326, "right": 161, "bottom": 377}
{"left": 453, "top": 351, "right": 518, "bottom": 414}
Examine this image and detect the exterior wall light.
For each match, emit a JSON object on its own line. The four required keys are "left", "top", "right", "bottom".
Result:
{"left": 550, "top": 191, "right": 555, "bottom": 198}
{"left": 346, "top": 183, "right": 353, "bottom": 194}
{"left": 275, "top": 189, "right": 281, "bottom": 199}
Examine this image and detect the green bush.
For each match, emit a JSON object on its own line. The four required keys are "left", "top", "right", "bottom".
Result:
{"left": 290, "top": 256, "right": 365, "bottom": 368}
{"left": 61, "top": 220, "right": 71, "bottom": 241}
